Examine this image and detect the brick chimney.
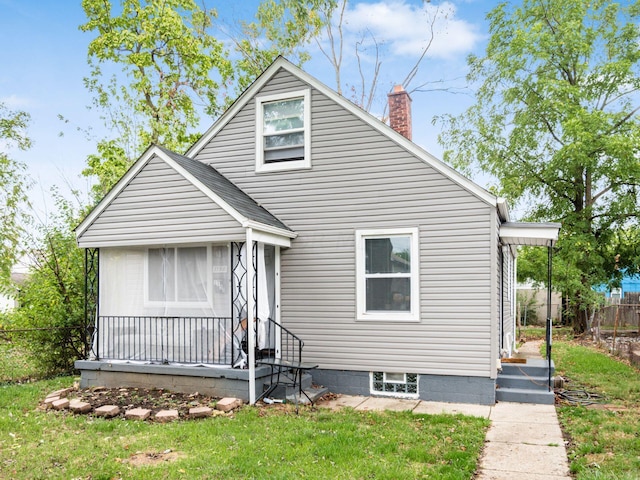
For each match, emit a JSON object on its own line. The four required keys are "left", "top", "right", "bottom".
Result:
{"left": 387, "top": 85, "right": 412, "bottom": 140}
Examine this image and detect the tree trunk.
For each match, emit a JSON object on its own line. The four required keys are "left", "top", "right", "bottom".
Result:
{"left": 572, "top": 306, "right": 588, "bottom": 335}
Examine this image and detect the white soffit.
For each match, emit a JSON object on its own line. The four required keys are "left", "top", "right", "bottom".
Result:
{"left": 500, "top": 222, "right": 561, "bottom": 247}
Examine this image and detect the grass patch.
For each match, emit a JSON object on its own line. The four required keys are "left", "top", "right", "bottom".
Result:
{"left": 554, "top": 341, "right": 640, "bottom": 479}
{"left": 0, "top": 377, "right": 489, "bottom": 479}
{"left": 0, "top": 339, "right": 45, "bottom": 383}
{"left": 518, "top": 326, "right": 573, "bottom": 342}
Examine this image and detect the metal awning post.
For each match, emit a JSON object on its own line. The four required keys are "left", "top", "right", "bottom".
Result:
{"left": 546, "top": 244, "right": 553, "bottom": 391}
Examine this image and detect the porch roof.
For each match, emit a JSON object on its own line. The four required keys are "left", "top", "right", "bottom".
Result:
{"left": 75, "top": 145, "right": 296, "bottom": 247}
{"left": 157, "top": 146, "right": 292, "bottom": 233}
{"left": 499, "top": 222, "right": 561, "bottom": 247}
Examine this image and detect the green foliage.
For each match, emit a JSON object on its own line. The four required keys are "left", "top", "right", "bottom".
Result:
{"left": 231, "top": 0, "right": 335, "bottom": 94}
{"left": 80, "top": 0, "right": 233, "bottom": 199}
{"left": 0, "top": 339, "right": 43, "bottom": 383}
{"left": 81, "top": 138, "right": 131, "bottom": 203}
{"left": 8, "top": 194, "right": 87, "bottom": 375}
{"left": 0, "top": 102, "right": 31, "bottom": 290}
{"left": 440, "top": 0, "right": 640, "bottom": 333}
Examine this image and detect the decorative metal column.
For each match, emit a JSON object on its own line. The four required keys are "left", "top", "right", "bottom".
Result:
{"left": 231, "top": 242, "right": 247, "bottom": 367}
{"left": 84, "top": 248, "right": 99, "bottom": 360}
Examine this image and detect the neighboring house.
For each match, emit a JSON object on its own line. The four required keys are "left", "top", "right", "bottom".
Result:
{"left": 0, "top": 289, "right": 15, "bottom": 312}
{"left": 0, "top": 271, "right": 27, "bottom": 313}
{"left": 595, "top": 272, "right": 640, "bottom": 301}
{"left": 75, "top": 57, "right": 560, "bottom": 405}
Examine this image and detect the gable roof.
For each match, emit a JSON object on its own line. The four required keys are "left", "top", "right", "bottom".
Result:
{"left": 186, "top": 56, "right": 499, "bottom": 208}
{"left": 75, "top": 145, "right": 294, "bottom": 242}
{"left": 156, "top": 146, "right": 291, "bottom": 232}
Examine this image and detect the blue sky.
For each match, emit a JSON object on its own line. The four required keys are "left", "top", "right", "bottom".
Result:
{"left": 0, "top": 0, "right": 500, "bottom": 218}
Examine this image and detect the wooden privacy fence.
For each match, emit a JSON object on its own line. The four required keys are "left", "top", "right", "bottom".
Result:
{"left": 592, "top": 304, "right": 640, "bottom": 332}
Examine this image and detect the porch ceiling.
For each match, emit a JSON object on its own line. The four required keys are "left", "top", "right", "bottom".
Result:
{"left": 500, "top": 222, "right": 561, "bottom": 247}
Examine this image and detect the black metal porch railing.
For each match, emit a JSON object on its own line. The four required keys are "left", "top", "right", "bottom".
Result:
{"left": 93, "top": 316, "right": 239, "bottom": 366}
{"left": 91, "top": 316, "right": 305, "bottom": 368}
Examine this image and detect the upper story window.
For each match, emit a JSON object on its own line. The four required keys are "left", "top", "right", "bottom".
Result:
{"left": 256, "top": 89, "right": 311, "bottom": 172}
{"left": 356, "top": 228, "right": 420, "bottom": 322}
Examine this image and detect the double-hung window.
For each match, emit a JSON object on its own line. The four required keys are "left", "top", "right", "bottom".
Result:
{"left": 356, "top": 228, "right": 420, "bottom": 321}
{"left": 256, "top": 89, "right": 311, "bottom": 172}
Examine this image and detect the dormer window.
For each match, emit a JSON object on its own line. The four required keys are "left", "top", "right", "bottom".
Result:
{"left": 256, "top": 89, "right": 311, "bottom": 172}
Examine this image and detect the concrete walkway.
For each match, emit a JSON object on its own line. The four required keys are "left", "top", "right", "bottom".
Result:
{"left": 318, "top": 395, "right": 571, "bottom": 479}
{"left": 318, "top": 340, "right": 571, "bottom": 479}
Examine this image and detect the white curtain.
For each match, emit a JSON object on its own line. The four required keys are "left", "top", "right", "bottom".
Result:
{"left": 97, "top": 246, "right": 231, "bottom": 362}
{"left": 257, "top": 243, "right": 270, "bottom": 349}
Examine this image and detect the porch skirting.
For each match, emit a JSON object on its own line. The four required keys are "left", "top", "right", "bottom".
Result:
{"left": 75, "top": 360, "right": 272, "bottom": 402}
{"left": 311, "top": 369, "right": 497, "bottom": 405}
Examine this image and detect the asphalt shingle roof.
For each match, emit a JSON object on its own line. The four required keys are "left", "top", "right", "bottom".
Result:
{"left": 157, "top": 146, "right": 291, "bottom": 232}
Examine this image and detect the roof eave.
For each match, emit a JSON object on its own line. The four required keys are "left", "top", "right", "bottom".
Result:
{"left": 500, "top": 222, "right": 561, "bottom": 247}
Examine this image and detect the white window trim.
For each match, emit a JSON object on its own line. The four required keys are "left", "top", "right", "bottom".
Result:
{"left": 355, "top": 227, "right": 420, "bottom": 322}
{"left": 143, "top": 245, "right": 213, "bottom": 309}
{"left": 255, "top": 89, "right": 311, "bottom": 173}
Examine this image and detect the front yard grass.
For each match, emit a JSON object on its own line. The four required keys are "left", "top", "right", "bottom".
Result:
{"left": 554, "top": 341, "right": 640, "bottom": 479}
{"left": 0, "top": 376, "right": 489, "bottom": 479}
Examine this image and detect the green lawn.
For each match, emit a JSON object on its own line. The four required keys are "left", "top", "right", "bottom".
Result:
{"left": 554, "top": 341, "right": 640, "bottom": 479}
{"left": 0, "top": 375, "right": 489, "bottom": 479}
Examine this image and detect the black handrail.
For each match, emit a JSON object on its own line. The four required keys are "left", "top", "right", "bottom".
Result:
{"left": 262, "top": 317, "right": 304, "bottom": 365}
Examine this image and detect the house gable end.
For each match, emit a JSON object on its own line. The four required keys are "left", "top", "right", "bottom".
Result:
{"left": 76, "top": 153, "right": 245, "bottom": 248}
{"left": 187, "top": 56, "right": 497, "bottom": 208}
{"left": 76, "top": 146, "right": 293, "bottom": 248}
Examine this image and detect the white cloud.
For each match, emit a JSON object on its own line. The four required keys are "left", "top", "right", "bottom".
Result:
{"left": 0, "top": 94, "right": 35, "bottom": 109}
{"left": 342, "top": 1, "right": 482, "bottom": 60}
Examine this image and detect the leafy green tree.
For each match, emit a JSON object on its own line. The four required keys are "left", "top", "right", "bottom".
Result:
{"left": 9, "top": 193, "right": 87, "bottom": 375}
{"left": 0, "top": 102, "right": 31, "bottom": 290}
{"left": 80, "top": 0, "right": 233, "bottom": 199}
{"left": 230, "top": 0, "right": 334, "bottom": 94}
{"left": 440, "top": 0, "right": 640, "bottom": 334}
{"left": 79, "top": 0, "right": 336, "bottom": 201}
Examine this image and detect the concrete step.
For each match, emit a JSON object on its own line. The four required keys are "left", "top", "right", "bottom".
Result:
{"left": 262, "top": 372, "right": 314, "bottom": 399}
{"left": 287, "top": 386, "right": 329, "bottom": 405}
{"left": 496, "top": 387, "right": 555, "bottom": 405}
{"left": 497, "top": 374, "right": 551, "bottom": 391}
{"left": 500, "top": 358, "right": 554, "bottom": 377}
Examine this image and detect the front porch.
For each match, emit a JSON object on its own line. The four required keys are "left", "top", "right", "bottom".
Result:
{"left": 75, "top": 359, "right": 273, "bottom": 402}
{"left": 75, "top": 312, "right": 323, "bottom": 403}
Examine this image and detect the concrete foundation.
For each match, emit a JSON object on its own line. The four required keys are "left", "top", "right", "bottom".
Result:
{"left": 313, "top": 369, "right": 496, "bottom": 405}
{"left": 75, "top": 360, "right": 272, "bottom": 401}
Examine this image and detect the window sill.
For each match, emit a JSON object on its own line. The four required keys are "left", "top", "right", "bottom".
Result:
{"left": 256, "top": 161, "right": 311, "bottom": 173}
{"left": 356, "top": 313, "right": 420, "bottom": 323}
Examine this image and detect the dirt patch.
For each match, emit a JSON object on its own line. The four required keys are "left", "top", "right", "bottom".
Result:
{"left": 55, "top": 386, "right": 222, "bottom": 420}
{"left": 127, "top": 450, "right": 185, "bottom": 466}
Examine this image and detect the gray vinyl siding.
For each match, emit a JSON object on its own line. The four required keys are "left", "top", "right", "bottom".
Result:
{"left": 77, "top": 156, "right": 244, "bottom": 248}
{"left": 196, "top": 68, "right": 496, "bottom": 377}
